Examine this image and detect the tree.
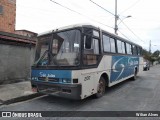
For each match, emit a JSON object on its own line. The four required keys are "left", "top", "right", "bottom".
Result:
{"left": 151, "top": 50, "right": 160, "bottom": 64}
{"left": 152, "top": 50, "right": 160, "bottom": 58}
{"left": 142, "top": 49, "right": 151, "bottom": 61}
{"left": 142, "top": 49, "right": 160, "bottom": 65}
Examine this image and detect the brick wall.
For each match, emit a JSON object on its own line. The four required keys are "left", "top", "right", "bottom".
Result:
{"left": 0, "top": 0, "right": 16, "bottom": 33}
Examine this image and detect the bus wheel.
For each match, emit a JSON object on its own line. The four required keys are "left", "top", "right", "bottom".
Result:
{"left": 132, "top": 68, "right": 137, "bottom": 80}
{"left": 95, "top": 77, "right": 106, "bottom": 98}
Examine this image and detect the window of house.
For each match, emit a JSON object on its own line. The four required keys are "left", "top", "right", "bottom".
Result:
{"left": 8, "top": 0, "right": 15, "bottom": 4}
{"left": 0, "top": 5, "right": 3, "bottom": 14}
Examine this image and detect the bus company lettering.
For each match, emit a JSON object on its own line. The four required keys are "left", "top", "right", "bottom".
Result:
{"left": 39, "top": 72, "right": 55, "bottom": 78}
{"left": 128, "top": 60, "right": 138, "bottom": 66}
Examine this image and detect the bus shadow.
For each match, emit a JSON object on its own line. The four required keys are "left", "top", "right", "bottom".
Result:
{"left": 36, "top": 92, "right": 96, "bottom": 110}
{"left": 105, "top": 78, "right": 133, "bottom": 94}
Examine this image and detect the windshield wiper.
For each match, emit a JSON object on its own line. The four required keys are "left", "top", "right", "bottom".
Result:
{"left": 34, "top": 50, "right": 49, "bottom": 66}
{"left": 34, "top": 49, "right": 60, "bottom": 66}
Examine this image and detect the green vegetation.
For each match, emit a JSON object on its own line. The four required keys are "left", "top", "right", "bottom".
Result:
{"left": 142, "top": 49, "right": 160, "bottom": 65}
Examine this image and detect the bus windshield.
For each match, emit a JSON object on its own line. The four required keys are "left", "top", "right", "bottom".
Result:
{"left": 35, "top": 29, "right": 81, "bottom": 66}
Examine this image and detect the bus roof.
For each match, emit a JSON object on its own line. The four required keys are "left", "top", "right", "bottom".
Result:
{"left": 38, "top": 23, "right": 94, "bottom": 37}
{"left": 38, "top": 23, "right": 142, "bottom": 48}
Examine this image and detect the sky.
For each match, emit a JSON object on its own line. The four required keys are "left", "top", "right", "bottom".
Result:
{"left": 16, "top": 0, "right": 160, "bottom": 52}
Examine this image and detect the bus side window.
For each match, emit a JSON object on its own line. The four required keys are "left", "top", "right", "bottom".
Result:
{"left": 117, "top": 40, "right": 126, "bottom": 54}
{"left": 93, "top": 30, "right": 100, "bottom": 37}
{"left": 133, "top": 45, "right": 138, "bottom": 55}
{"left": 93, "top": 38, "right": 99, "bottom": 54}
{"left": 121, "top": 41, "right": 126, "bottom": 54}
{"left": 110, "top": 38, "right": 116, "bottom": 53}
{"left": 103, "top": 35, "right": 110, "bottom": 52}
{"left": 126, "top": 43, "right": 132, "bottom": 54}
{"left": 84, "top": 35, "right": 99, "bottom": 54}
{"left": 140, "top": 47, "right": 142, "bottom": 55}
{"left": 83, "top": 35, "right": 100, "bottom": 65}
{"left": 84, "top": 35, "right": 92, "bottom": 49}
{"left": 137, "top": 47, "right": 141, "bottom": 55}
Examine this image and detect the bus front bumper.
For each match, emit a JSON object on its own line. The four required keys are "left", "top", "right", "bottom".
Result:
{"left": 31, "top": 81, "right": 81, "bottom": 100}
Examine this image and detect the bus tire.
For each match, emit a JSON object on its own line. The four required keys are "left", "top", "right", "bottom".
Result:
{"left": 131, "top": 68, "right": 137, "bottom": 80}
{"left": 94, "top": 77, "right": 106, "bottom": 98}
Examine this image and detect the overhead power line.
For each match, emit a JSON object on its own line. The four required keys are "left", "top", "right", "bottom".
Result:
{"left": 50, "top": 0, "right": 144, "bottom": 43}
{"left": 50, "top": 0, "right": 82, "bottom": 15}
{"left": 119, "top": 0, "right": 141, "bottom": 14}
{"left": 88, "top": 0, "right": 144, "bottom": 43}
{"left": 118, "top": 30, "right": 132, "bottom": 41}
{"left": 89, "top": 0, "right": 115, "bottom": 16}
{"left": 50, "top": 0, "right": 114, "bottom": 29}
{"left": 119, "top": 18, "right": 145, "bottom": 43}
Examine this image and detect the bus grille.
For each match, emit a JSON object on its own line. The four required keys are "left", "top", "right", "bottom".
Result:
{"left": 38, "top": 77, "right": 59, "bottom": 82}
{"left": 38, "top": 84, "right": 60, "bottom": 92}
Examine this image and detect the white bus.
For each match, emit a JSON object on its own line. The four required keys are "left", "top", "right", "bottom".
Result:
{"left": 31, "top": 24, "right": 143, "bottom": 100}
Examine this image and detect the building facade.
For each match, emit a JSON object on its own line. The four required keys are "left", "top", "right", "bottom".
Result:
{"left": 0, "top": 0, "right": 37, "bottom": 84}
{"left": 0, "top": 0, "right": 16, "bottom": 33}
{"left": 15, "top": 30, "right": 37, "bottom": 38}
{"left": 0, "top": 31, "right": 36, "bottom": 84}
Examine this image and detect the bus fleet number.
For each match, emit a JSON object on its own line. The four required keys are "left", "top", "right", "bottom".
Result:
{"left": 84, "top": 76, "right": 90, "bottom": 81}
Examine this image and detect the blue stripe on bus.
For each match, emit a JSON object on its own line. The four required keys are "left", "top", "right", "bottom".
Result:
{"left": 31, "top": 70, "right": 72, "bottom": 79}
{"left": 110, "top": 56, "right": 139, "bottom": 82}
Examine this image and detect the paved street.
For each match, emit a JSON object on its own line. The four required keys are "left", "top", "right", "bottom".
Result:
{"left": 0, "top": 65, "right": 160, "bottom": 120}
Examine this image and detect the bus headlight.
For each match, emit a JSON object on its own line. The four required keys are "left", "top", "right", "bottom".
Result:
{"left": 62, "top": 79, "right": 71, "bottom": 83}
{"left": 31, "top": 77, "right": 38, "bottom": 80}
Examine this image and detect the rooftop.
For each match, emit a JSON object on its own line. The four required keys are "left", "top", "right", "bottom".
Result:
{"left": 0, "top": 31, "right": 36, "bottom": 44}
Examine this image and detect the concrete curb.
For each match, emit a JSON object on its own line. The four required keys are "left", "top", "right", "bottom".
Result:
{"left": 1, "top": 93, "right": 44, "bottom": 105}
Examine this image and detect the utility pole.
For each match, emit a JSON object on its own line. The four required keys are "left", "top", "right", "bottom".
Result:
{"left": 149, "top": 40, "right": 151, "bottom": 54}
{"left": 114, "top": 0, "right": 118, "bottom": 35}
{"left": 114, "top": 0, "right": 131, "bottom": 35}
